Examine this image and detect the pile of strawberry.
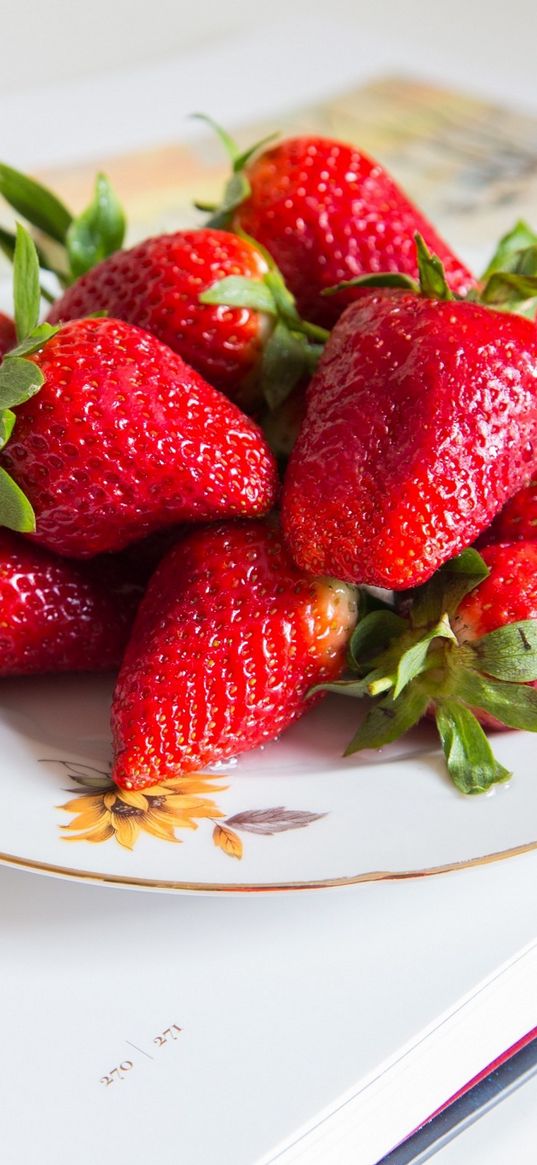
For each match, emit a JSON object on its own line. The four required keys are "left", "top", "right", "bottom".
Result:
{"left": 1, "top": 122, "right": 537, "bottom": 798}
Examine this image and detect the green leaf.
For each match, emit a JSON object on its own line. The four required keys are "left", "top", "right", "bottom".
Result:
{"left": 13, "top": 224, "right": 41, "bottom": 341}
{"left": 481, "top": 220, "right": 537, "bottom": 280}
{"left": 514, "top": 244, "right": 537, "bottom": 277}
{"left": 199, "top": 264, "right": 327, "bottom": 412}
{"left": 191, "top": 113, "right": 242, "bottom": 165}
{"left": 192, "top": 113, "right": 278, "bottom": 172}
{"left": 435, "top": 700, "right": 511, "bottom": 793}
{"left": 479, "top": 224, "right": 537, "bottom": 318}
{"left": 392, "top": 614, "right": 456, "bottom": 699}
{"left": 344, "top": 685, "right": 429, "bottom": 755}
{"left": 0, "top": 357, "right": 43, "bottom": 409}
{"left": 309, "top": 677, "right": 371, "bottom": 699}
{"left": 259, "top": 322, "right": 310, "bottom": 411}
{"left": 199, "top": 275, "right": 276, "bottom": 315}
{"left": 348, "top": 609, "right": 406, "bottom": 671}
{"left": 193, "top": 115, "right": 278, "bottom": 228}
{"left": 357, "top": 588, "right": 395, "bottom": 618}
{"left": 481, "top": 271, "right": 537, "bottom": 309}
{"left": 9, "top": 322, "right": 58, "bottom": 359}
{"left": 440, "top": 548, "right": 490, "bottom": 617}
{"left": 66, "top": 173, "right": 126, "bottom": 279}
{"left": 469, "top": 620, "right": 537, "bottom": 682}
{"left": 0, "top": 409, "right": 16, "bottom": 450}
{"left": 207, "top": 172, "right": 251, "bottom": 229}
{"left": 322, "top": 272, "right": 419, "bottom": 296}
{"left": 229, "top": 228, "right": 329, "bottom": 342}
{"left": 410, "top": 548, "right": 489, "bottom": 628}
{"left": 456, "top": 669, "right": 537, "bottom": 731}
{"left": 0, "top": 163, "right": 72, "bottom": 244}
{"left": 0, "top": 224, "right": 65, "bottom": 281}
{"left": 0, "top": 466, "right": 36, "bottom": 532}
{"left": 263, "top": 266, "right": 302, "bottom": 324}
{"left": 233, "top": 133, "right": 279, "bottom": 173}
{"left": 415, "top": 233, "right": 454, "bottom": 301}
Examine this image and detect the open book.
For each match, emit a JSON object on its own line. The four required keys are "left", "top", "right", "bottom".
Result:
{"left": 1, "top": 851, "right": 537, "bottom": 1165}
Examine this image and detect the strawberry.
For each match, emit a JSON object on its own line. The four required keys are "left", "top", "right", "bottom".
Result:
{"left": 0, "top": 227, "right": 277, "bottom": 555}
{"left": 2, "top": 316, "right": 278, "bottom": 556}
{"left": 317, "top": 546, "right": 537, "bottom": 794}
{"left": 281, "top": 239, "right": 537, "bottom": 590}
{"left": 454, "top": 542, "right": 537, "bottom": 641}
{"left": 478, "top": 475, "right": 537, "bottom": 545}
{"left": 0, "top": 313, "right": 15, "bottom": 358}
{"left": 111, "top": 520, "right": 358, "bottom": 790}
{"left": 0, "top": 529, "right": 140, "bottom": 675}
{"left": 202, "top": 123, "right": 474, "bottom": 326}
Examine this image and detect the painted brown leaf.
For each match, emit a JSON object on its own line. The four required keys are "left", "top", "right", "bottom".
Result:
{"left": 224, "top": 807, "right": 326, "bottom": 836}
{"left": 213, "top": 823, "right": 243, "bottom": 859}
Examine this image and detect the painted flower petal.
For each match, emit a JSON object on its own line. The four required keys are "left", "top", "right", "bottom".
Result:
{"left": 59, "top": 809, "right": 110, "bottom": 832}
{"left": 162, "top": 777, "right": 226, "bottom": 795}
{"left": 113, "top": 815, "right": 142, "bottom": 850}
{"left": 117, "top": 790, "right": 149, "bottom": 810}
{"left": 159, "top": 795, "right": 222, "bottom": 812}
{"left": 57, "top": 793, "right": 108, "bottom": 814}
{"left": 141, "top": 812, "right": 181, "bottom": 843}
{"left": 141, "top": 784, "right": 176, "bottom": 799}
{"left": 62, "top": 823, "right": 115, "bottom": 844}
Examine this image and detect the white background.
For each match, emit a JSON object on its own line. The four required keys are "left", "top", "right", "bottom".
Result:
{"left": 0, "top": 0, "right": 535, "bottom": 99}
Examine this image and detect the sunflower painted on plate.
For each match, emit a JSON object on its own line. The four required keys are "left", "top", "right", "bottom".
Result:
{"left": 58, "top": 774, "right": 225, "bottom": 850}
{"left": 50, "top": 759, "right": 326, "bottom": 856}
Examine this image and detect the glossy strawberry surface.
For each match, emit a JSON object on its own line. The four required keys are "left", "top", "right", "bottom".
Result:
{"left": 2, "top": 317, "right": 277, "bottom": 558}
{"left": 111, "top": 520, "right": 357, "bottom": 790}
{"left": 234, "top": 136, "right": 474, "bottom": 326}
{"left": 282, "top": 292, "right": 537, "bottom": 590}
{"left": 48, "top": 229, "right": 270, "bottom": 405}
{"left": 0, "top": 530, "right": 140, "bottom": 675}
{"left": 479, "top": 475, "right": 537, "bottom": 545}
{"left": 0, "top": 312, "right": 15, "bottom": 358}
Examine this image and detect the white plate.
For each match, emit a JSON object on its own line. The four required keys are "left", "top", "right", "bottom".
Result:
{"left": 1, "top": 674, "right": 536, "bottom": 893}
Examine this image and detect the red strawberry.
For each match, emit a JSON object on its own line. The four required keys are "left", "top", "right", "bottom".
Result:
{"left": 206, "top": 131, "right": 474, "bottom": 326}
{"left": 478, "top": 475, "right": 537, "bottom": 545}
{"left": 1, "top": 316, "right": 278, "bottom": 557}
{"left": 282, "top": 282, "right": 537, "bottom": 590}
{"left": 0, "top": 313, "right": 15, "bottom": 358}
{"left": 319, "top": 546, "right": 537, "bottom": 793}
{"left": 0, "top": 529, "right": 140, "bottom": 675}
{"left": 47, "top": 230, "right": 271, "bottom": 408}
{"left": 111, "top": 520, "right": 358, "bottom": 790}
{"left": 454, "top": 541, "right": 537, "bottom": 641}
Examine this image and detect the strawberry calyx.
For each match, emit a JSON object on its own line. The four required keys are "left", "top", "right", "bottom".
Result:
{"left": 0, "top": 224, "right": 59, "bottom": 533}
{"left": 0, "top": 163, "right": 125, "bottom": 286}
{"left": 476, "top": 220, "right": 537, "bottom": 318}
{"left": 192, "top": 114, "right": 278, "bottom": 229}
{"left": 200, "top": 232, "right": 329, "bottom": 410}
{"left": 311, "top": 548, "right": 537, "bottom": 794}
{"left": 323, "top": 227, "right": 537, "bottom": 320}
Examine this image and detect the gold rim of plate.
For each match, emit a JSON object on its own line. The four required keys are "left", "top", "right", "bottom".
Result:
{"left": 1, "top": 838, "right": 537, "bottom": 893}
